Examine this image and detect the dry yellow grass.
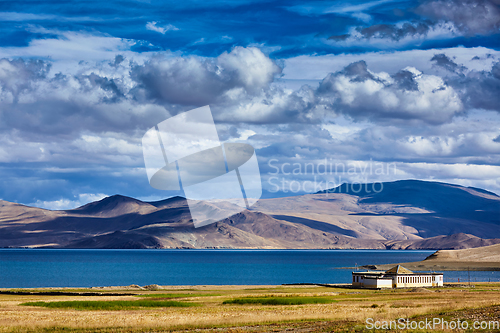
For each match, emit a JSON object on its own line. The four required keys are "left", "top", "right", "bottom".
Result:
{"left": 0, "top": 283, "right": 499, "bottom": 332}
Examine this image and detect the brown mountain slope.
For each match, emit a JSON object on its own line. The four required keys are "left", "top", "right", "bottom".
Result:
{"left": 384, "top": 233, "right": 500, "bottom": 250}
{"left": 0, "top": 180, "right": 499, "bottom": 249}
{"left": 426, "top": 243, "right": 500, "bottom": 262}
{"left": 69, "top": 195, "right": 158, "bottom": 217}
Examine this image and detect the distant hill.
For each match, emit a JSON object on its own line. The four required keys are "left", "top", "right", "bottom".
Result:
{"left": 0, "top": 180, "right": 499, "bottom": 249}
{"left": 426, "top": 243, "right": 500, "bottom": 262}
{"left": 366, "top": 241, "right": 500, "bottom": 271}
{"left": 70, "top": 195, "right": 157, "bottom": 217}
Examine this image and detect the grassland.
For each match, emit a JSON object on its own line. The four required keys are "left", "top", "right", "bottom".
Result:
{"left": 20, "top": 300, "right": 198, "bottom": 310}
{"left": 1, "top": 283, "right": 500, "bottom": 332}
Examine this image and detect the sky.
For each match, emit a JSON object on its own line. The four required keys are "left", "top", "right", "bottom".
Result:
{"left": 1, "top": 0, "right": 500, "bottom": 209}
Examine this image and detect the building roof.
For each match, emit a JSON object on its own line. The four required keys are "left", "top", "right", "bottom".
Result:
{"left": 385, "top": 265, "right": 414, "bottom": 275}
{"left": 352, "top": 271, "right": 384, "bottom": 275}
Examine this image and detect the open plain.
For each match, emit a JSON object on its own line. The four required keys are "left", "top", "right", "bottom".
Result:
{"left": 1, "top": 283, "right": 500, "bottom": 332}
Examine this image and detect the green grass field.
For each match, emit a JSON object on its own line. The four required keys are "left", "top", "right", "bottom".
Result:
{"left": 136, "top": 293, "right": 220, "bottom": 298}
{"left": 20, "top": 299, "right": 198, "bottom": 310}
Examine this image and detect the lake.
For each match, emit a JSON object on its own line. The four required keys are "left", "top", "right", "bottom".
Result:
{"left": 1, "top": 249, "right": 499, "bottom": 288}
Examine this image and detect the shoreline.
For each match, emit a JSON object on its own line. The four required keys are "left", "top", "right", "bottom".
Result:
{"left": 1, "top": 281, "right": 499, "bottom": 291}
{"left": 362, "top": 261, "right": 500, "bottom": 271}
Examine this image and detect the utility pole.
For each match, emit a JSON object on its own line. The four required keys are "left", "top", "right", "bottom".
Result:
{"left": 468, "top": 267, "right": 470, "bottom": 287}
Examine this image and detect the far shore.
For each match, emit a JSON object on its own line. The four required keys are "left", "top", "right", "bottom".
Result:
{"left": 362, "top": 261, "right": 500, "bottom": 271}
{"left": 362, "top": 244, "right": 500, "bottom": 271}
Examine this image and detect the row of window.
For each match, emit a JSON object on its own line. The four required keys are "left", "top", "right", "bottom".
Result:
{"left": 397, "top": 276, "right": 434, "bottom": 284}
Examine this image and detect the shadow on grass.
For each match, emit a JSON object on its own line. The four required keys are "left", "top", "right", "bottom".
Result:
{"left": 223, "top": 296, "right": 336, "bottom": 305}
{"left": 136, "top": 293, "right": 220, "bottom": 298}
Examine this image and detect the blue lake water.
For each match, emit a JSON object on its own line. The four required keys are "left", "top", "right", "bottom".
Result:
{"left": 0, "top": 249, "right": 499, "bottom": 288}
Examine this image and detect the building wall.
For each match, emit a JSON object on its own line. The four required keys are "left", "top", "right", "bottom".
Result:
{"left": 352, "top": 273, "right": 444, "bottom": 288}
{"left": 434, "top": 274, "right": 444, "bottom": 287}
{"left": 362, "top": 277, "right": 393, "bottom": 289}
{"left": 376, "top": 279, "right": 393, "bottom": 288}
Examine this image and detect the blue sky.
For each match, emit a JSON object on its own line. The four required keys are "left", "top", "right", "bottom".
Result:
{"left": 0, "top": 0, "right": 500, "bottom": 209}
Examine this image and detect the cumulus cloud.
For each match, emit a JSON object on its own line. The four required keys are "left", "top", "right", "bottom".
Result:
{"left": 0, "top": 59, "right": 50, "bottom": 102}
{"left": 0, "top": 66, "right": 168, "bottom": 137}
{"left": 130, "top": 47, "right": 282, "bottom": 107}
{"left": 317, "top": 60, "right": 463, "bottom": 123}
{"left": 213, "top": 85, "right": 327, "bottom": 124}
{"left": 430, "top": 55, "right": 500, "bottom": 112}
{"left": 1, "top": 45, "right": 500, "bottom": 203}
{"left": 0, "top": 47, "right": 288, "bottom": 145}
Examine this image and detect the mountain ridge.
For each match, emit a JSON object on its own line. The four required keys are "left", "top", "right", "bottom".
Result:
{"left": 1, "top": 180, "right": 499, "bottom": 250}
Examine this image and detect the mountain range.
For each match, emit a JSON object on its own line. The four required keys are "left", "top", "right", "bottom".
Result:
{"left": 1, "top": 180, "right": 499, "bottom": 250}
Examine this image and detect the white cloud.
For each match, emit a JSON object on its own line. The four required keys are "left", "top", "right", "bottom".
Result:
{"left": 0, "top": 37, "right": 499, "bottom": 201}
{"left": 0, "top": 12, "right": 102, "bottom": 22}
{"left": 282, "top": 47, "right": 500, "bottom": 81}
{"left": 318, "top": 61, "right": 463, "bottom": 123}
{"left": 145, "top": 21, "right": 179, "bottom": 34}
{"left": 31, "top": 193, "right": 108, "bottom": 210}
{"left": 131, "top": 46, "right": 282, "bottom": 107}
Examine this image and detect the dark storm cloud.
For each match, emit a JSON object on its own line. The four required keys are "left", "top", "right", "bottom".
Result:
{"left": 416, "top": 0, "right": 500, "bottom": 35}
{"left": 0, "top": 59, "right": 51, "bottom": 100}
{"left": 454, "top": 61, "right": 500, "bottom": 111}
{"left": 340, "top": 61, "right": 377, "bottom": 80}
{"left": 328, "top": 0, "right": 500, "bottom": 48}
{"left": 81, "top": 73, "right": 124, "bottom": 102}
{"left": 109, "top": 54, "right": 125, "bottom": 67}
{"left": 431, "top": 55, "right": 500, "bottom": 112}
{"left": 392, "top": 70, "right": 420, "bottom": 91}
{"left": 431, "top": 53, "right": 467, "bottom": 73}
{"left": 329, "top": 21, "right": 432, "bottom": 42}
{"left": 492, "top": 61, "right": 500, "bottom": 78}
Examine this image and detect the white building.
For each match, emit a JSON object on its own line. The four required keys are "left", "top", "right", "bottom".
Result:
{"left": 352, "top": 265, "right": 443, "bottom": 289}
